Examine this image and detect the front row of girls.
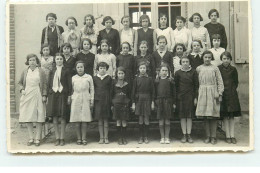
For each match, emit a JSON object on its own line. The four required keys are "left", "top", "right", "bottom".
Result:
{"left": 20, "top": 42, "right": 240, "bottom": 147}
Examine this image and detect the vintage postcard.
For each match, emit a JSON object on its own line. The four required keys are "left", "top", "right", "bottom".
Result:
{"left": 6, "top": 0, "right": 253, "bottom": 153}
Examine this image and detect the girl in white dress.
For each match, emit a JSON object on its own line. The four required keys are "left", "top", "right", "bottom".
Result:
{"left": 209, "top": 34, "right": 225, "bottom": 67}
{"left": 19, "top": 54, "right": 47, "bottom": 146}
{"left": 70, "top": 61, "right": 94, "bottom": 145}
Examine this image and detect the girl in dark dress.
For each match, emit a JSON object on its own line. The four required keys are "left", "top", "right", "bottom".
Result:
{"left": 218, "top": 51, "right": 241, "bottom": 144}
{"left": 132, "top": 61, "right": 155, "bottom": 144}
{"left": 47, "top": 54, "right": 72, "bottom": 146}
{"left": 60, "top": 43, "right": 76, "bottom": 76}
{"left": 116, "top": 42, "right": 135, "bottom": 90}
{"left": 155, "top": 64, "right": 176, "bottom": 144}
{"left": 188, "top": 40, "right": 204, "bottom": 70}
{"left": 76, "top": 38, "right": 95, "bottom": 77}
{"left": 111, "top": 67, "right": 131, "bottom": 145}
{"left": 93, "top": 62, "right": 112, "bottom": 144}
{"left": 204, "top": 9, "right": 228, "bottom": 49}
{"left": 97, "top": 16, "right": 120, "bottom": 55}
{"left": 175, "top": 56, "right": 199, "bottom": 143}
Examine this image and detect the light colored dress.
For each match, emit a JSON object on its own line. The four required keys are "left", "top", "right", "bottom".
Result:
{"left": 80, "top": 26, "right": 98, "bottom": 54}
{"left": 155, "top": 27, "right": 173, "bottom": 51}
{"left": 62, "top": 29, "right": 81, "bottom": 56}
{"left": 171, "top": 27, "right": 192, "bottom": 52}
{"left": 70, "top": 74, "right": 94, "bottom": 122}
{"left": 191, "top": 26, "right": 211, "bottom": 51}
{"left": 172, "top": 56, "right": 182, "bottom": 74}
{"left": 209, "top": 47, "right": 225, "bottom": 67}
{"left": 196, "top": 64, "right": 224, "bottom": 118}
{"left": 94, "top": 53, "right": 116, "bottom": 77}
{"left": 19, "top": 68, "right": 45, "bottom": 123}
{"left": 40, "top": 56, "right": 53, "bottom": 83}
{"left": 120, "top": 28, "right": 135, "bottom": 54}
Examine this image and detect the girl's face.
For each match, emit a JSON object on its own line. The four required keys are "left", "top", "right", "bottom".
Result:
{"left": 158, "top": 38, "right": 167, "bottom": 50}
{"left": 193, "top": 15, "right": 201, "bottom": 25}
{"left": 98, "top": 66, "right": 107, "bottom": 76}
{"left": 85, "top": 17, "right": 93, "bottom": 27}
{"left": 122, "top": 18, "right": 130, "bottom": 28}
{"left": 63, "top": 46, "right": 71, "bottom": 55}
{"left": 122, "top": 43, "right": 130, "bottom": 55}
{"left": 68, "top": 19, "right": 76, "bottom": 30}
{"left": 105, "top": 19, "right": 112, "bottom": 29}
{"left": 139, "top": 44, "right": 148, "bottom": 54}
{"left": 176, "top": 45, "right": 184, "bottom": 56}
{"left": 101, "top": 42, "right": 109, "bottom": 53}
{"left": 117, "top": 70, "right": 125, "bottom": 80}
{"left": 176, "top": 19, "right": 184, "bottom": 30}
{"left": 192, "top": 41, "right": 201, "bottom": 53}
{"left": 159, "top": 16, "right": 167, "bottom": 27}
{"left": 47, "top": 16, "right": 56, "bottom": 27}
{"left": 222, "top": 55, "right": 231, "bottom": 67}
{"left": 181, "top": 58, "right": 190, "bottom": 69}
{"left": 210, "top": 12, "right": 218, "bottom": 23}
{"left": 28, "top": 57, "right": 37, "bottom": 68}
{"left": 212, "top": 38, "right": 221, "bottom": 48}
{"left": 55, "top": 56, "right": 64, "bottom": 66}
{"left": 76, "top": 63, "right": 85, "bottom": 76}
{"left": 141, "top": 18, "right": 149, "bottom": 28}
{"left": 160, "top": 67, "right": 168, "bottom": 78}
{"left": 203, "top": 54, "right": 212, "bottom": 65}
{"left": 42, "top": 47, "right": 50, "bottom": 56}
{"left": 139, "top": 65, "right": 147, "bottom": 75}
{"left": 83, "top": 40, "right": 91, "bottom": 51}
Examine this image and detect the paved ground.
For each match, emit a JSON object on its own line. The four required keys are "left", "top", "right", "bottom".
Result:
{"left": 9, "top": 113, "right": 250, "bottom": 153}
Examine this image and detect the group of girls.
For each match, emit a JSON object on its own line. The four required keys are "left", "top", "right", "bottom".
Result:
{"left": 18, "top": 8, "right": 241, "bottom": 147}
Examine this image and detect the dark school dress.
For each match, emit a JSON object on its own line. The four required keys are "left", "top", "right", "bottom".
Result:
{"left": 154, "top": 77, "right": 176, "bottom": 119}
{"left": 62, "top": 55, "right": 76, "bottom": 76}
{"left": 134, "top": 54, "right": 152, "bottom": 77}
{"left": 111, "top": 80, "right": 131, "bottom": 120}
{"left": 137, "top": 28, "right": 154, "bottom": 55}
{"left": 97, "top": 28, "right": 120, "bottom": 55}
{"left": 76, "top": 52, "right": 95, "bottom": 77}
{"left": 41, "top": 25, "right": 64, "bottom": 56}
{"left": 93, "top": 75, "right": 112, "bottom": 120}
{"left": 46, "top": 67, "right": 72, "bottom": 122}
{"left": 174, "top": 68, "right": 199, "bottom": 119}
{"left": 150, "top": 51, "right": 174, "bottom": 78}
{"left": 218, "top": 64, "right": 241, "bottom": 117}
{"left": 132, "top": 75, "right": 155, "bottom": 117}
{"left": 188, "top": 53, "right": 204, "bottom": 70}
{"left": 117, "top": 54, "right": 135, "bottom": 87}
{"left": 204, "top": 22, "right": 228, "bottom": 49}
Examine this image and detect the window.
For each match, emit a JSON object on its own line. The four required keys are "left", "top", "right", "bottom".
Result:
{"left": 158, "top": 2, "right": 181, "bottom": 29}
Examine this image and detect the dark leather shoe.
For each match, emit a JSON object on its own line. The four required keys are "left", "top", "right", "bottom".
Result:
{"left": 204, "top": 137, "right": 211, "bottom": 144}
{"left": 226, "top": 138, "right": 231, "bottom": 144}
{"left": 231, "top": 137, "right": 237, "bottom": 144}
{"left": 211, "top": 137, "right": 217, "bottom": 145}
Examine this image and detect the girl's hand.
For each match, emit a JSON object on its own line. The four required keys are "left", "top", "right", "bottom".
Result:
{"left": 219, "top": 95, "right": 222, "bottom": 102}
{"left": 173, "top": 104, "right": 176, "bottom": 110}
{"left": 194, "top": 98, "right": 197, "bottom": 106}
{"left": 42, "top": 96, "right": 47, "bottom": 103}
{"left": 90, "top": 101, "right": 94, "bottom": 108}
{"left": 111, "top": 106, "right": 113, "bottom": 111}
{"left": 21, "top": 89, "right": 25, "bottom": 95}
{"left": 151, "top": 101, "right": 155, "bottom": 111}
{"left": 67, "top": 96, "right": 71, "bottom": 105}
{"left": 131, "top": 103, "right": 135, "bottom": 112}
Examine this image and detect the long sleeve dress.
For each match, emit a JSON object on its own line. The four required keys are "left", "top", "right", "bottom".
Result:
{"left": 94, "top": 53, "right": 116, "bottom": 77}
{"left": 97, "top": 28, "right": 120, "bottom": 55}
{"left": 171, "top": 27, "right": 192, "bottom": 52}
{"left": 218, "top": 64, "right": 241, "bottom": 117}
{"left": 188, "top": 52, "right": 204, "bottom": 70}
{"left": 75, "top": 52, "right": 95, "bottom": 77}
{"left": 154, "top": 27, "right": 173, "bottom": 51}
{"left": 134, "top": 54, "right": 152, "bottom": 77}
{"left": 196, "top": 64, "right": 224, "bottom": 118}
{"left": 70, "top": 74, "right": 94, "bottom": 122}
{"left": 191, "top": 26, "right": 211, "bottom": 51}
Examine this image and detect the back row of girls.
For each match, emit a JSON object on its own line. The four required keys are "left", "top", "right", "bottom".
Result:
{"left": 41, "top": 8, "right": 227, "bottom": 57}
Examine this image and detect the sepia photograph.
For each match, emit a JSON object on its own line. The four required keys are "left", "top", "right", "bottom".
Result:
{"left": 6, "top": 0, "right": 253, "bottom": 153}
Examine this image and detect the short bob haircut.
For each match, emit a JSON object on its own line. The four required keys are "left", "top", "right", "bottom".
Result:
{"left": 53, "top": 53, "right": 66, "bottom": 64}
{"left": 180, "top": 55, "right": 190, "bottom": 65}
{"left": 120, "top": 41, "right": 132, "bottom": 52}
{"left": 96, "top": 61, "right": 109, "bottom": 71}
{"left": 83, "top": 14, "right": 95, "bottom": 25}
{"left": 60, "top": 43, "right": 73, "bottom": 53}
{"left": 175, "top": 16, "right": 186, "bottom": 24}
{"left": 211, "top": 34, "right": 221, "bottom": 41}
{"left": 80, "top": 38, "right": 93, "bottom": 50}
{"left": 172, "top": 43, "right": 187, "bottom": 55}
{"left": 101, "top": 16, "right": 115, "bottom": 26}
{"left": 46, "top": 13, "right": 57, "bottom": 21}
{"left": 137, "top": 61, "right": 150, "bottom": 74}
{"left": 121, "top": 15, "right": 133, "bottom": 28}
{"left": 139, "top": 14, "right": 151, "bottom": 27}
{"left": 139, "top": 40, "right": 149, "bottom": 48}
{"left": 74, "top": 60, "right": 85, "bottom": 73}
{"left": 201, "top": 50, "right": 215, "bottom": 61}
{"left": 65, "top": 16, "right": 78, "bottom": 26}
{"left": 97, "top": 39, "right": 111, "bottom": 54}
{"left": 208, "top": 9, "right": 220, "bottom": 19}
{"left": 158, "top": 13, "right": 168, "bottom": 27}
{"left": 25, "top": 54, "right": 40, "bottom": 66}
{"left": 220, "top": 51, "right": 232, "bottom": 61}
{"left": 191, "top": 40, "right": 203, "bottom": 49}
{"left": 189, "top": 13, "right": 203, "bottom": 22}
{"left": 115, "top": 66, "right": 126, "bottom": 79}
{"left": 157, "top": 35, "right": 167, "bottom": 45}
{"left": 40, "top": 43, "right": 50, "bottom": 55}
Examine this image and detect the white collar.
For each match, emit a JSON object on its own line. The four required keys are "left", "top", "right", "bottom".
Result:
{"left": 97, "top": 73, "right": 108, "bottom": 80}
